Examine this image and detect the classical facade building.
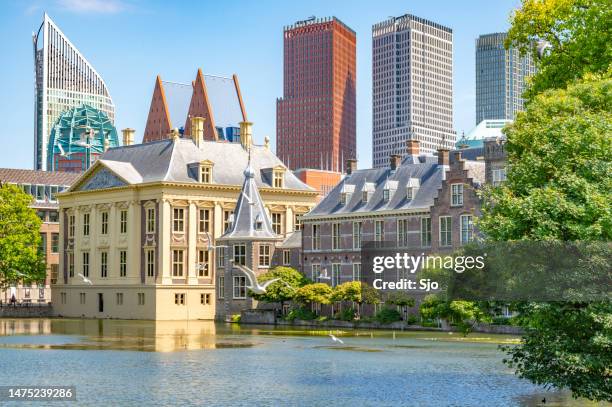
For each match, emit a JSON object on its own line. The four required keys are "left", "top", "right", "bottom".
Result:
{"left": 276, "top": 17, "right": 356, "bottom": 171}
{"left": 475, "top": 32, "right": 537, "bottom": 123}
{"left": 372, "top": 14, "right": 455, "bottom": 167}
{"left": 0, "top": 168, "right": 80, "bottom": 304}
{"left": 301, "top": 140, "right": 484, "bottom": 289}
{"left": 52, "top": 120, "right": 317, "bottom": 320}
{"left": 33, "top": 13, "right": 115, "bottom": 171}
{"left": 143, "top": 69, "right": 247, "bottom": 143}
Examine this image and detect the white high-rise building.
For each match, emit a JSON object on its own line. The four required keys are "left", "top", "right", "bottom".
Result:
{"left": 33, "top": 13, "right": 115, "bottom": 171}
{"left": 372, "top": 14, "right": 455, "bottom": 168}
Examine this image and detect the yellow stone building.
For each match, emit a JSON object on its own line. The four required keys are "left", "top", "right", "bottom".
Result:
{"left": 52, "top": 122, "right": 317, "bottom": 320}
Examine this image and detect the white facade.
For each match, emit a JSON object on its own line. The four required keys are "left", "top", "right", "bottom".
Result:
{"left": 372, "top": 14, "right": 455, "bottom": 168}
{"left": 33, "top": 13, "right": 115, "bottom": 171}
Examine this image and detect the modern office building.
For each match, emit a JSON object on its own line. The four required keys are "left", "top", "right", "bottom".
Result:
{"left": 455, "top": 119, "right": 511, "bottom": 149}
{"left": 52, "top": 120, "right": 317, "bottom": 320}
{"left": 143, "top": 69, "right": 247, "bottom": 143}
{"left": 372, "top": 14, "right": 455, "bottom": 168}
{"left": 475, "top": 32, "right": 537, "bottom": 124}
{"left": 276, "top": 17, "right": 356, "bottom": 172}
{"left": 47, "top": 104, "right": 120, "bottom": 172}
{"left": 33, "top": 13, "right": 115, "bottom": 171}
{"left": 0, "top": 168, "right": 80, "bottom": 304}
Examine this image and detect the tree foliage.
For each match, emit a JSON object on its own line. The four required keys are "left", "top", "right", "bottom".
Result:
{"left": 293, "top": 283, "right": 333, "bottom": 305}
{"left": 506, "top": 0, "right": 612, "bottom": 99}
{"left": 0, "top": 184, "right": 46, "bottom": 287}
{"left": 249, "top": 266, "right": 308, "bottom": 306}
{"left": 331, "top": 281, "right": 362, "bottom": 303}
{"left": 385, "top": 291, "right": 416, "bottom": 307}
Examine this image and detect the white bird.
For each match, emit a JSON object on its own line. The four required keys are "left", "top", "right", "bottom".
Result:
{"left": 329, "top": 334, "right": 344, "bottom": 344}
{"left": 232, "top": 263, "right": 288, "bottom": 294}
{"left": 77, "top": 273, "right": 93, "bottom": 285}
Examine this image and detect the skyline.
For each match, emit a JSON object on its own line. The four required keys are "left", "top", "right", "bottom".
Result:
{"left": 0, "top": 0, "right": 521, "bottom": 169}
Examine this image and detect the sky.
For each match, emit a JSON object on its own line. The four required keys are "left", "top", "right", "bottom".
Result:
{"left": 0, "top": 0, "right": 521, "bottom": 169}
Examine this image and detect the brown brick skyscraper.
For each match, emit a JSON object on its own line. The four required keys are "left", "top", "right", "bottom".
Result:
{"left": 277, "top": 17, "right": 356, "bottom": 171}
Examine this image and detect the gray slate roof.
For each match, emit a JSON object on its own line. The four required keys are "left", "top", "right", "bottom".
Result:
{"left": 219, "top": 165, "right": 278, "bottom": 240}
{"left": 76, "top": 138, "right": 313, "bottom": 191}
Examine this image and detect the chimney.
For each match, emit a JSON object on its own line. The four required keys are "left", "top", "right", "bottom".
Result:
{"left": 390, "top": 154, "right": 402, "bottom": 171}
{"left": 437, "top": 148, "right": 450, "bottom": 166}
{"left": 239, "top": 121, "right": 253, "bottom": 149}
{"left": 346, "top": 159, "right": 357, "bottom": 175}
{"left": 191, "top": 116, "right": 205, "bottom": 147}
{"left": 453, "top": 151, "right": 463, "bottom": 163}
{"left": 121, "top": 128, "right": 135, "bottom": 146}
{"left": 406, "top": 139, "right": 420, "bottom": 156}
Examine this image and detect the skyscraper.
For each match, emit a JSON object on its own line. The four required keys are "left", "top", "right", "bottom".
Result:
{"left": 475, "top": 32, "right": 537, "bottom": 124}
{"left": 33, "top": 13, "right": 115, "bottom": 171}
{"left": 276, "top": 17, "right": 356, "bottom": 172}
{"left": 372, "top": 14, "right": 455, "bottom": 168}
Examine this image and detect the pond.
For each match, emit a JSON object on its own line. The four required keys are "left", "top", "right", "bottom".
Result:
{"left": 0, "top": 319, "right": 602, "bottom": 406}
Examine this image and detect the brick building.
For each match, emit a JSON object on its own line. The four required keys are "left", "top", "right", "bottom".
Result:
{"left": 0, "top": 168, "right": 80, "bottom": 304}
{"left": 293, "top": 168, "right": 343, "bottom": 202}
{"left": 277, "top": 17, "right": 356, "bottom": 171}
{"left": 300, "top": 140, "right": 485, "bottom": 292}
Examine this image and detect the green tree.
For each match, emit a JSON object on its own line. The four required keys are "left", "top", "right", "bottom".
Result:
{"left": 385, "top": 292, "right": 416, "bottom": 321}
{"left": 293, "top": 283, "right": 332, "bottom": 307}
{"left": 419, "top": 296, "right": 490, "bottom": 336}
{"left": 506, "top": 0, "right": 612, "bottom": 99}
{"left": 249, "top": 266, "right": 308, "bottom": 311}
{"left": 331, "top": 281, "right": 361, "bottom": 303}
{"left": 479, "top": 73, "right": 612, "bottom": 401}
{"left": 0, "top": 184, "right": 46, "bottom": 289}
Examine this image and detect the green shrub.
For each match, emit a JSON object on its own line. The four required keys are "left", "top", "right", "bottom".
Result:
{"left": 335, "top": 308, "right": 356, "bottom": 322}
{"left": 285, "top": 308, "right": 317, "bottom": 321}
{"left": 406, "top": 314, "right": 418, "bottom": 325}
{"left": 231, "top": 314, "right": 241, "bottom": 323}
{"left": 375, "top": 308, "right": 402, "bottom": 324}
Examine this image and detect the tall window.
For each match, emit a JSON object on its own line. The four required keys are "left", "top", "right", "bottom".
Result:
{"left": 259, "top": 245, "right": 271, "bottom": 267}
{"left": 198, "top": 250, "right": 210, "bottom": 277}
{"left": 137, "top": 293, "right": 145, "bottom": 305}
{"left": 82, "top": 252, "right": 89, "bottom": 277}
{"left": 492, "top": 168, "right": 507, "bottom": 186}
{"left": 312, "top": 225, "right": 320, "bottom": 250}
{"left": 439, "top": 216, "right": 452, "bottom": 247}
{"left": 217, "top": 247, "right": 225, "bottom": 268}
{"left": 173, "top": 208, "right": 185, "bottom": 232}
{"left": 116, "top": 293, "right": 123, "bottom": 305}
{"left": 332, "top": 223, "right": 341, "bottom": 250}
{"left": 283, "top": 250, "right": 291, "bottom": 265}
{"left": 451, "top": 184, "right": 464, "bottom": 206}
{"left": 397, "top": 219, "right": 409, "bottom": 247}
{"left": 421, "top": 217, "right": 432, "bottom": 247}
{"left": 223, "top": 210, "right": 233, "bottom": 232}
{"left": 120, "top": 210, "right": 128, "bottom": 234}
{"left": 311, "top": 264, "right": 321, "bottom": 281}
{"left": 331, "top": 263, "right": 341, "bottom": 287}
{"left": 198, "top": 209, "right": 210, "bottom": 233}
{"left": 218, "top": 276, "right": 225, "bottom": 299}
{"left": 68, "top": 215, "right": 75, "bottom": 238}
{"left": 100, "top": 251, "right": 108, "bottom": 278}
{"left": 146, "top": 249, "right": 155, "bottom": 277}
{"left": 352, "top": 222, "right": 362, "bottom": 249}
{"left": 50, "top": 264, "right": 58, "bottom": 284}
{"left": 172, "top": 250, "right": 184, "bottom": 277}
{"left": 233, "top": 244, "right": 246, "bottom": 266}
{"left": 82, "top": 213, "right": 89, "bottom": 236}
{"left": 79, "top": 293, "right": 86, "bottom": 304}
{"left": 51, "top": 233, "right": 59, "bottom": 253}
{"left": 383, "top": 189, "right": 390, "bottom": 202}
{"left": 352, "top": 263, "right": 361, "bottom": 281}
{"left": 294, "top": 213, "right": 303, "bottom": 231}
{"left": 39, "top": 233, "right": 46, "bottom": 255}
{"left": 271, "top": 213, "right": 282, "bottom": 234}
{"left": 119, "top": 250, "right": 127, "bottom": 277}
{"left": 101, "top": 212, "right": 109, "bottom": 235}
{"left": 460, "top": 215, "right": 474, "bottom": 244}
{"left": 146, "top": 208, "right": 156, "bottom": 233}
{"left": 68, "top": 252, "right": 74, "bottom": 277}
{"left": 200, "top": 166, "right": 212, "bottom": 183}
{"left": 273, "top": 170, "right": 284, "bottom": 188}
{"left": 233, "top": 276, "right": 247, "bottom": 299}
{"left": 375, "top": 220, "right": 384, "bottom": 242}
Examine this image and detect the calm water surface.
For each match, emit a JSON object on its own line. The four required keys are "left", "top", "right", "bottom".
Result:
{"left": 0, "top": 319, "right": 603, "bottom": 407}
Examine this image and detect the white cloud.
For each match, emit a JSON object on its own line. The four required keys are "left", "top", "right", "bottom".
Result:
{"left": 56, "top": 0, "right": 128, "bottom": 14}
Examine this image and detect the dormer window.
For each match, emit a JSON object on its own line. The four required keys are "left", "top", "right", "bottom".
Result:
{"left": 340, "top": 193, "right": 349, "bottom": 205}
{"left": 383, "top": 189, "right": 390, "bottom": 202}
{"left": 361, "top": 182, "right": 375, "bottom": 204}
{"left": 340, "top": 184, "right": 355, "bottom": 206}
{"left": 362, "top": 191, "right": 368, "bottom": 203}
{"left": 406, "top": 178, "right": 420, "bottom": 201}
{"left": 382, "top": 180, "right": 398, "bottom": 203}
{"left": 198, "top": 160, "right": 214, "bottom": 184}
{"left": 273, "top": 168, "right": 285, "bottom": 188}
{"left": 254, "top": 214, "right": 263, "bottom": 230}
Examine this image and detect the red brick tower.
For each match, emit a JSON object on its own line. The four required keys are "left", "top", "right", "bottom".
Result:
{"left": 276, "top": 17, "right": 356, "bottom": 171}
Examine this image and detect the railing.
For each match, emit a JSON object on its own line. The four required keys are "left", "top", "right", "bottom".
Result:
{"left": 0, "top": 301, "right": 52, "bottom": 308}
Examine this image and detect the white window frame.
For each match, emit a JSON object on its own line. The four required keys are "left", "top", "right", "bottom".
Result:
{"left": 352, "top": 222, "right": 362, "bottom": 249}
{"left": 172, "top": 249, "right": 184, "bottom": 277}
{"left": 439, "top": 216, "right": 452, "bottom": 247}
{"left": 421, "top": 217, "right": 432, "bottom": 247}
{"left": 352, "top": 263, "right": 361, "bottom": 281}
{"left": 332, "top": 223, "right": 341, "bottom": 250}
{"left": 451, "top": 183, "right": 464, "bottom": 206}
{"left": 233, "top": 276, "right": 247, "bottom": 299}
{"left": 100, "top": 212, "right": 109, "bottom": 235}
{"left": 283, "top": 250, "right": 291, "bottom": 265}
{"left": 233, "top": 244, "right": 246, "bottom": 266}
{"left": 375, "top": 220, "right": 384, "bottom": 242}
{"left": 259, "top": 245, "right": 271, "bottom": 267}
{"left": 119, "top": 250, "right": 127, "bottom": 277}
{"left": 119, "top": 210, "right": 128, "bottom": 234}
{"left": 146, "top": 249, "right": 155, "bottom": 277}
{"left": 146, "top": 208, "right": 156, "bottom": 234}
{"left": 460, "top": 215, "right": 474, "bottom": 244}
{"left": 173, "top": 208, "right": 185, "bottom": 233}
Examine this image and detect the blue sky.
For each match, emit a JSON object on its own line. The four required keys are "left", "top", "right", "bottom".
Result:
{"left": 0, "top": 0, "right": 520, "bottom": 169}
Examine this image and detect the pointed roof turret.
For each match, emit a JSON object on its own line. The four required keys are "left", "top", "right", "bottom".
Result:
{"left": 220, "top": 158, "right": 277, "bottom": 240}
